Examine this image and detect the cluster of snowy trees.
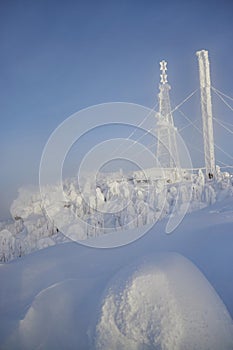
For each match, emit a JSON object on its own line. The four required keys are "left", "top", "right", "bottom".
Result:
{"left": 0, "top": 168, "right": 232, "bottom": 262}
{"left": 0, "top": 213, "right": 59, "bottom": 263}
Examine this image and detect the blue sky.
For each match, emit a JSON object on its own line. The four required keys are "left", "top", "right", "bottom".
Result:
{"left": 1, "top": 0, "right": 233, "bottom": 219}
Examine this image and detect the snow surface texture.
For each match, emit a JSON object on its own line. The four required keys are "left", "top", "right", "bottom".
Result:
{"left": 93, "top": 254, "right": 233, "bottom": 350}
{"left": 1, "top": 196, "right": 233, "bottom": 349}
{"left": 1, "top": 167, "right": 233, "bottom": 261}
{"left": 0, "top": 243, "right": 233, "bottom": 349}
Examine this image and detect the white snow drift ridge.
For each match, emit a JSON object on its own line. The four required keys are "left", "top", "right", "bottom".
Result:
{"left": 92, "top": 253, "right": 233, "bottom": 350}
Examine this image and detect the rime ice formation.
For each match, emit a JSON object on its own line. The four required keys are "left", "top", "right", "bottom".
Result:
{"left": 156, "top": 60, "right": 180, "bottom": 169}
{"left": 0, "top": 168, "right": 232, "bottom": 261}
{"left": 197, "top": 50, "right": 215, "bottom": 177}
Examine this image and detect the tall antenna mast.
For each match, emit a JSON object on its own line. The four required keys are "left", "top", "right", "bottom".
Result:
{"left": 196, "top": 50, "right": 215, "bottom": 178}
{"left": 156, "top": 60, "right": 180, "bottom": 169}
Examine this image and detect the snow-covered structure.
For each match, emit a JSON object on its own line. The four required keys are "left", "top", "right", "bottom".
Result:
{"left": 0, "top": 50, "right": 232, "bottom": 261}
{"left": 196, "top": 50, "right": 216, "bottom": 178}
{"left": 0, "top": 48, "right": 233, "bottom": 350}
{"left": 156, "top": 60, "right": 180, "bottom": 169}
{"left": 156, "top": 51, "right": 216, "bottom": 180}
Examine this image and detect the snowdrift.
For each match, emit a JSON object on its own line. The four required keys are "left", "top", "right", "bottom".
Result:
{"left": 0, "top": 170, "right": 233, "bottom": 348}
{"left": 0, "top": 249, "right": 233, "bottom": 350}
{"left": 93, "top": 253, "right": 233, "bottom": 350}
{"left": 0, "top": 197, "right": 233, "bottom": 349}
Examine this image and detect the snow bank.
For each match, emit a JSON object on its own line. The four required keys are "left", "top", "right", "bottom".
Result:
{"left": 0, "top": 204, "right": 233, "bottom": 349}
{"left": 1, "top": 251, "right": 232, "bottom": 349}
{"left": 14, "top": 280, "right": 90, "bottom": 350}
{"left": 93, "top": 253, "right": 233, "bottom": 350}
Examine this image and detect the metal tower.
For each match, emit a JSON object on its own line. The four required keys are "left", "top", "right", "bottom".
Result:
{"left": 156, "top": 60, "right": 180, "bottom": 169}
{"left": 196, "top": 50, "right": 215, "bottom": 178}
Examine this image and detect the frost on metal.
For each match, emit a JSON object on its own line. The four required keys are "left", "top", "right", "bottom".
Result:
{"left": 196, "top": 50, "right": 215, "bottom": 178}
{"left": 156, "top": 60, "right": 180, "bottom": 169}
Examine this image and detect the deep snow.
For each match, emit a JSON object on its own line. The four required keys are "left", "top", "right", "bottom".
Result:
{"left": 0, "top": 195, "right": 233, "bottom": 349}
{"left": 93, "top": 253, "right": 233, "bottom": 350}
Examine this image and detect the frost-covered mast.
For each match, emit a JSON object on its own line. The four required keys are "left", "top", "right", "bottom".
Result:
{"left": 196, "top": 50, "right": 215, "bottom": 178}
{"left": 156, "top": 60, "right": 180, "bottom": 169}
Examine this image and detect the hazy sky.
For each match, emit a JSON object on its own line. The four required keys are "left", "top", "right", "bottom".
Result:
{"left": 1, "top": 0, "right": 233, "bottom": 219}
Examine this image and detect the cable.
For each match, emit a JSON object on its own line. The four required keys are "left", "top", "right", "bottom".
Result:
{"left": 212, "top": 86, "right": 233, "bottom": 102}
{"left": 186, "top": 140, "right": 204, "bottom": 156}
{"left": 134, "top": 139, "right": 233, "bottom": 172}
{"left": 211, "top": 87, "right": 233, "bottom": 112}
{"left": 178, "top": 119, "right": 199, "bottom": 133}
{"left": 217, "top": 159, "right": 233, "bottom": 168}
{"left": 130, "top": 118, "right": 201, "bottom": 159}
{"left": 213, "top": 117, "right": 233, "bottom": 135}
{"left": 177, "top": 109, "right": 203, "bottom": 135}
{"left": 217, "top": 119, "right": 233, "bottom": 129}
{"left": 170, "top": 89, "right": 199, "bottom": 114}
{"left": 127, "top": 113, "right": 233, "bottom": 161}
{"left": 135, "top": 142, "right": 156, "bottom": 157}
{"left": 119, "top": 89, "right": 199, "bottom": 156}
{"left": 111, "top": 100, "right": 159, "bottom": 157}
{"left": 214, "top": 143, "right": 233, "bottom": 162}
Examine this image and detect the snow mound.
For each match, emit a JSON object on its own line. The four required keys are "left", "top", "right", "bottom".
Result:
{"left": 2, "top": 277, "right": 103, "bottom": 350}
{"left": 14, "top": 280, "right": 86, "bottom": 350}
{"left": 93, "top": 253, "right": 233, "bottom": 350}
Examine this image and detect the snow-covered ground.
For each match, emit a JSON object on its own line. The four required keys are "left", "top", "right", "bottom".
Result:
{"left": 0, "top": 191, "right": 233, "bottom": 349}
{"left": 93, "top": 253, "right": 233, "bottom": 350}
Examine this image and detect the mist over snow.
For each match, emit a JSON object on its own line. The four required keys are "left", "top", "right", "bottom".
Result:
{"left": 1, "top": 167, "right": 233, "bottom": 261}
{"left": 1, "top": 0, "right": 233, "bottom": 348}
